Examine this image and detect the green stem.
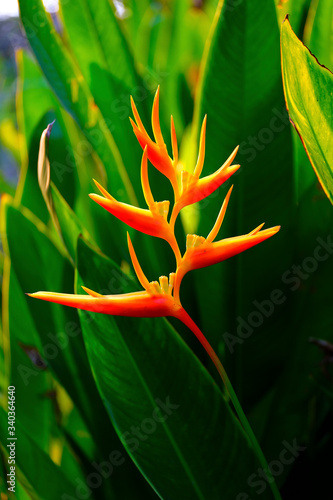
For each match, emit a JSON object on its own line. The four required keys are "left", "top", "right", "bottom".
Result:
{"left": 175, "top": 307, "right": 282, "bottom": 500}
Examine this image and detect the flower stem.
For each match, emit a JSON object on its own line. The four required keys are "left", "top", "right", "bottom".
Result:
{"left": 175, "top": 308, "right": 282, "bottom": 500}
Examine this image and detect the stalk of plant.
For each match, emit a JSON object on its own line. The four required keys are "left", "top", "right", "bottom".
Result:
{"left": 29, "top": 87, "right": 282, "bottom": 500}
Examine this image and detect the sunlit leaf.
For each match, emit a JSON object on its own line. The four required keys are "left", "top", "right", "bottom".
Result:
{"left": 281, "top": 17, "right": 333, "bottom": 204}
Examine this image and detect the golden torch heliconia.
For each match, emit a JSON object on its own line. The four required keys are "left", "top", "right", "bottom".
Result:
{"left": 29, "top": 86, "right": 280, "bottom": 387}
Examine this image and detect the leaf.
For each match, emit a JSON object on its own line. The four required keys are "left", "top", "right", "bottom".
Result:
{"left": 0, "top": 408, "right": 82, "bottom": 500}
{"left": 305, "top": 0, "right": 333, "bottom": 71}
{"left": 18, "top": 0, "right": 138, "bottom": 205}
{"left": 50, "top": 182, "right": 95, "bottom": 261}
{"left": 1, "top": 196, "right": 57, "bottom": 454}
{"left": 191, "top": 0, "right": 294, "bottom": 406}
{"left": 75, "top": 237, "right": 273, "bottom": 500}
{"left": 59, "top": 0, "right": 146, "bottom": 189}
{"left": 15, "top": 49, "right": 56, "bottom": 223}
{"left": 281, "top": 17, "right": 333, "bottom": 204}
{"left": 4, "top": 202, "right": 112, "bottom": 456}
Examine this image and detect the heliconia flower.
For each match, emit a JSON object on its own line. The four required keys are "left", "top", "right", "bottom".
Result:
{"left": 28, "top": 234, "right": 182, "bottom": 317}
{"left": 30, "top": 88, "right": 281, "bottom": 416}
{"left": 173, "top": 186, "right": 280, "bottom": 301}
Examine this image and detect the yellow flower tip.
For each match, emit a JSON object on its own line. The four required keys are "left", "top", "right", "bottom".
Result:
{"left": 140, "top": 146, "right": 155, "bottom": 208}
{"left": 154, "top": 200, "right": 170, "bottom": 220}
{"left": 168, "top": 272, "right": 175, "bottom": 292}
{"left": 220, "top": 145, "right": 239, "bottom": 172}
{"left": 249, "top": 224, "right": 280, "bottom": 237}
{"left": 152, "top": 86, "right": 164, "bottom": 146}
{"left": 206, "top": 185, "right": 233, "bottom": 244}
{"left": 186, "top": 234, "right": 206, "bottom": 250}
{"left": 92, "top": 179, "right": 114, "bottom": 200}
{"left": 148, "top": 273, "right": 175, "bottom": 297}
{"left": 130, "top": 97, "right": 147, "bottom": 134}
{"left": 129, "top": 117, "right": 140, "bottom": 136}
{"left": 127, "top": 232, "right": 150, "bottom": 291}
{"left": 227, "top": 164, "right": 241, "bottom": 175}
{"left": 267, "top": 225, "right": 281, "bottom": 235}
{"left": 27, "top": 291, "right": 49, "bottom": 298}
{"left": 149, "top": 281, "right": 161, "bottom": 295}
{"left": 159, "top": 275, "right": 169, "bottom": 294}
{"left": 81, "top": 286, "right": 102, "bottom": 297}
{"left": 88, "top": 194, "right": 107, "bottom": 207}
{"left": 249, "top": 223, "right": 265, "bottom": 235}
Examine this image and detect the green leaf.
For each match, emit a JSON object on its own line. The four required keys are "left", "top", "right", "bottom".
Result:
{"left": 0, "top": 408, "right": 82, "bottom": 500}
{"left": 1, "top": 200, "right": 57, "bottom": 454}
{"left": 76, "top": 237, "right": 273, "bottom": 500}
{"left": 259, "top": 177, "right": 333, "bottom": 478}
{"left": 18, "top": 0, "right": 138, "bottom": 205}
{"left": 59, "top": 0, "right": 146, "bottom": 187}
{"left": 16, "top": 50, "right": 56, "bottom": 223}
{"left": 281, "top": 17, "right": 333, "bottom": 204}
{"left": 191, "top": 0, "right": 294, "bottom": 405}
{"left": 4, "top": 203, "right": 112, "bottom": 454}
{"left": 50, "top": 182, "right": 95, "bottom": 261}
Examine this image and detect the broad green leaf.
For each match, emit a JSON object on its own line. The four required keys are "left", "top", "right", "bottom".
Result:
{"left": 18, "top": 0, "right": 137, "bottom": 205}
{"left": 1, "top": 197, "right": 57, "bottom": 454}
{"left": 5, "top": 202, "right": 152, "bottom": 499}
{"left": 60, "top": 0, "right": 138, "bottom": 91}
{"left": 16, "top": 52, "right": 80, "bottom": 223}
{"left": 259, "top": 177, "right": 333, "bottom": 480}
{"left": 76, "top": 237, "right": 274, "bottom": 500}
{"left": 281, "top": 18, "right": 333, "bottom": 204}
{"left": 192, "top": 0, "right": 294, "bottom": 405}
{"left": 4, "top": 203, "right": 111, "bottom": 455}
{"left": 59, "top": 0, "right": 146, "bottom": 191}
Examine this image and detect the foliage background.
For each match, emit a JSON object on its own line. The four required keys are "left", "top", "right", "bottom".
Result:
{"left": 0, "top": 0, "right": 332, "bottom": 499}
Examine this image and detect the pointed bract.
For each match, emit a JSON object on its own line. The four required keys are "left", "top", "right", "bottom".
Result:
{"left": 28, "top": 290, "right": 176, "bottom": 317}
{"left": 173, "top": 226, "right": 280, "bottom": 301}
{"left": 89, "top": 176, "right": 171, "bottom": 242}
{"left": 30, "top": 89, "right": 281, "bottom": 381}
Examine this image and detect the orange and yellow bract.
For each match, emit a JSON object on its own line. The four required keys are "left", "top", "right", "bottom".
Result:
{"left": 29, "top": 87, "right": 280, "bottom": 381}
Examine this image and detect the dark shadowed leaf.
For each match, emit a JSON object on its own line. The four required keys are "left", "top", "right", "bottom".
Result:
{"left": 76, "top": 237, "right": 274, "bottom": 500}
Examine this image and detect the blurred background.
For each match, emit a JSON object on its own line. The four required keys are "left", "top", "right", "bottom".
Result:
{"left": 0, "top": 1, "right": 332, "bottom": 499}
